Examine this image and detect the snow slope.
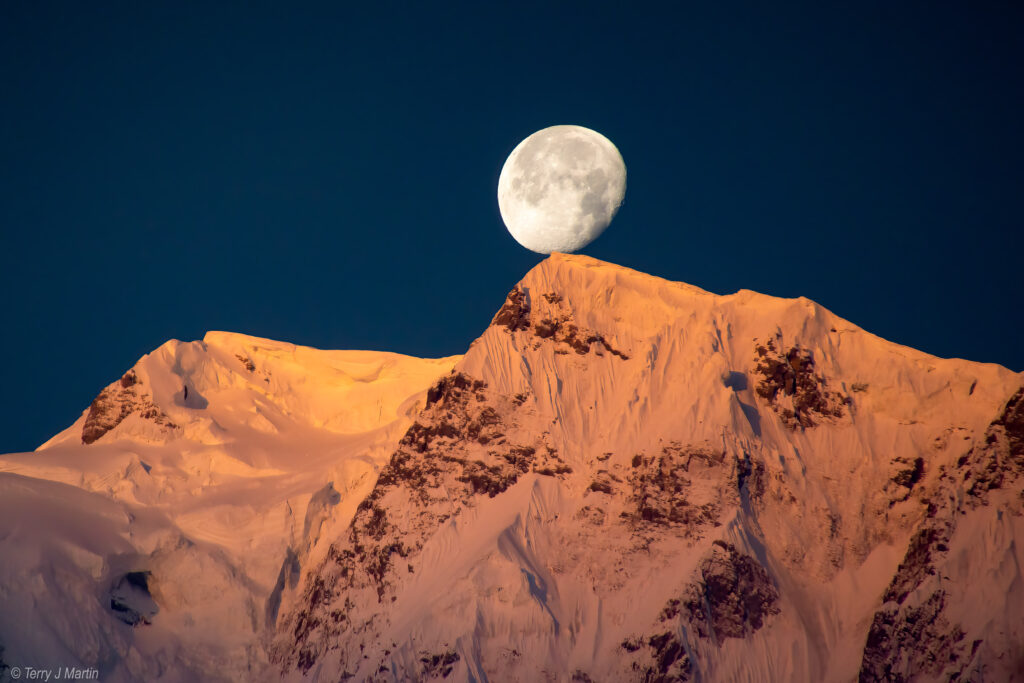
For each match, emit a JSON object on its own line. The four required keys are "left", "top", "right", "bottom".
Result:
{"left": 0, "top": 332, "right": 459, "bottom": 681}
{"left": 2, "top": 254, "right": 1022, "bottom": 683}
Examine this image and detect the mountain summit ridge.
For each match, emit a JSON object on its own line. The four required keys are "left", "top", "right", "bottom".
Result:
{"left": 1, "top": 254, "right": 1022, "bottom": 682}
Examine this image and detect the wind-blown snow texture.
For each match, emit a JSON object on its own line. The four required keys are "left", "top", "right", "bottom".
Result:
{"left": 2, "top": 254, "right": 1022, "bottom": 683}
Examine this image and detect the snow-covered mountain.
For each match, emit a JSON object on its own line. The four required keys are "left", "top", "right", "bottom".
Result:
{"left": 2, "top": 253, "right": 1022, "bottom": 683}
{"left": 0, "top": 334, "right": 458, "bottom": 682}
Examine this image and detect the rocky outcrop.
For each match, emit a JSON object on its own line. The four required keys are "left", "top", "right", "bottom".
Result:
{"left": 628, "top": 444, "right": 724, "bottom": 531}
{"left": 492, "top": 286, "right": 531, "bottom": 332}
{"left": 752, "top": 339, "right": 849, "bottom": 429}
{"left": 81, "top": 370, "right": 178, "bottom": 444}
{"left": 859, "top": 591, "right": 976, "bottom": 683}
{"left": 996, "top": 386, "right": 1024, "bottom": 457}
{"left": 882, "top": 525, "right": 952, "bottom": 606}
{"left": 860, "top": 517, "right": 977, "bottom": 681}
{"left": 620, "top": 541, "right": 779, "bottom": 681}
{"left": 493, "top": 286, "right": 629, "bottom": 359}
{"left": 956, "top": 385, "right": 1024, "bottom": 508}
{"left": 418, "top": 650, "right": 460, "bottom": 679}
{"left": 682, "top": 541, "right": 780, "bottom": 642}
{"left": 529, "top": 289, "right": 629, "bottom": 359}
{"left": 620, "top": 631, "right": 693, "bottom": 682}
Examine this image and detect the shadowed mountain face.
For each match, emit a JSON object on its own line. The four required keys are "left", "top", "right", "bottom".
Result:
{"left": 2, "top": 254, "right": 1022, "bottom": 683}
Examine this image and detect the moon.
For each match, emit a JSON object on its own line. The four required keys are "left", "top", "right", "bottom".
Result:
{"left": 497, "top": 125, "right": 626, "bottom": 254}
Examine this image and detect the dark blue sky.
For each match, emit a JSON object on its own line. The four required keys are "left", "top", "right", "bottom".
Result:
{"left": 2, "top": 2, "right": 1022, "bottom": 452}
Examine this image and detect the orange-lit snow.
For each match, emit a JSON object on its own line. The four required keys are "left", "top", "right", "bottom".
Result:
{"left": 2, "top": 254, "right": 1021, "bottom": 682}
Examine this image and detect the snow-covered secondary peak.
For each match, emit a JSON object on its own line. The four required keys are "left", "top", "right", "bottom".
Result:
{"left": 40, "top": 330, "right": 461, "bottom": 451}
{"left": 3, "top": 255, "right": 1023, "bottom": 683}
{"left": 2, "top": 331, "right": 459, "bottom": 681}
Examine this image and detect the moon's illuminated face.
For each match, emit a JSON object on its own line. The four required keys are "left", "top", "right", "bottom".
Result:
{"left": 497, "top": 125, "right": 626, "bottom": 254}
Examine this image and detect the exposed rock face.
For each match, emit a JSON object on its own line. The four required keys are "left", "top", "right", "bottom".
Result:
{"left": 619, "top": 542, "right": 778, "bottom": 682}
{"left": 623, "top": 631, "right": 693, "bottom": 683}
{"left": 492, "top": 286, "right": 531, "bottom": 332}
{"left": 882, "top": 525, "right": 951, "bottom": 606}
{"left": 529, "top": 295, "right": 629, "bottom": 358}
{"left": 81, "top": 370, "right": 178, "bottom": 444}
{"left": 957, "top": 385, "right": 1024, "bottom": 507}
{"left": 996, "top": 386, "right": 1024, "bottom": 457}
{"left": 493, "top": 285, "right": 629, "bottom": 359}
{"left": 682, "top": 541, "right": 780, "bottom": 642}
{"left": 891, "top": 457, "right": 925, "bottom": 490}
{"left": 628, "top": 444, "right": 724, "bottom": 531}
{"left": 886, "top": 456, "right": 926, "bottom": 504}
{"left": 418, "top": 650, "right": 460, "bottom": 679}
{"left": 753, "top": 339, "right": 849, "bottom": 429}
{"left": 859, "top": 591, "right": 974, "bottom": 683}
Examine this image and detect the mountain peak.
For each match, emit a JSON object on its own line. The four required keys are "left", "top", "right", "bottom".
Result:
{"left": 2, "top": 257, "right": 1022, "bottom": 683}
{"left": 526, "top": 251, "right": 715, "bottom": 297}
